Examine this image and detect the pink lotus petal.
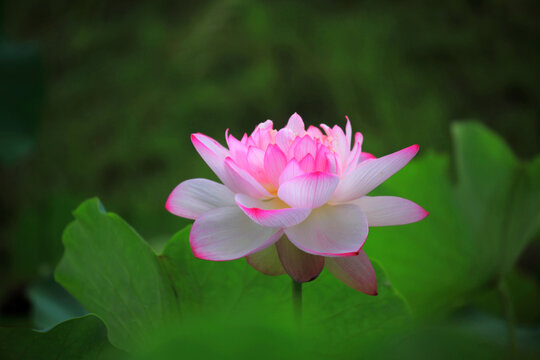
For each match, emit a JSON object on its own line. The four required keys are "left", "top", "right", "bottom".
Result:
{"left": 191, "top": 133, "right": 230, "bottom": 184}
{"left": 326, "top": 152, "right": 339, "bottom": 174}
{"left": 223, "top": 158, "right": 273, "bottom": 198}
{"left": 246, "top": 146, "right": 268, "bottom": 183}
{"left": 359, "top": 152, "right": 375, "bottom": 162}
{"left": 190, "top": 206, "right": 282, "bottom": 261}
{"left": 284, "top": 204, "right": 368, "bottom": 256}
{"left": 298, "top": 154, "right": 315, "bottom": 173}
{"left": 226, "top": 133, "right": 250, "bottom": 169}
{"left": 306, "top": 125, "right": 323, "bottom": 138}
{"left": 166, "top": 178, "right": 235, "bottom": 219}
{"left": 264, "top": 144, "right": 288, "bottom": 188}
{"left": 286, "top": 113, "right": 305, "bottom": 135}
{"left": 278, "top": 171, "right": 339, "bottom": 209}
{"left": 331, "top": 124, "right": 349, "bottom": 162}
{"left": 345, "top": 116, "right": 352, "bottom": 149}
{"left": 344, "top": 133, "right": 364, "bottom": 173}
{"left": 278, "top": 159, "right": 306, "bottom": 186}
{"left": 235, "top": 194, "right": 311, "bottom": 228}
{"left": 325, "top": 249, "right": 377, "bottom": 295}
{"left": 314, "top": 146, "right": 330, "bottom": 172}
{"left": 293, "top": 135, "right": 317, "bottom": 161}
{"left": 246, "top": 245, "right": 285, "bottom": 276}
{"left": 275, "top": 236, "right": 324, "bottom": 283}
{"left": 332, "top": 144, "right": 419, "bottom": 202}
{"left": 275, "top": 128, "right": 295, "bottom": 154}
{"left": 351, "top": 196, "right": 428, "bottom": 226}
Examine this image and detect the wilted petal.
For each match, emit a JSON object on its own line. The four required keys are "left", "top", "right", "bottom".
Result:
{"left": 191, "top": 133, "right": 230, "bottom": 184}
{"left": 284, "top": 204, "right": 368, "bottom": 256}
{"left": 166, "top": 179, "right": 235, "bottom": 219}
{"left": 190, "top": 206, "right": 282, "bottom": 261}
{"left": 246, "top": 245, "right": 285, "bottom": 276}
{"left": 278, "top": 171, "right": 339, "bottom": 209}
{"left": 351, "top": 196, "right": 428, "bottom": 226}
{"left": 275, "top": 236, "right": 324, "bottom": 283}
{"left": 235, "top": 194, "right": 311, "bottom": 228}
{"left": 332, "top": 145, "right": 419, "bottom": 202}
{"left": 325, "top": 250, "right": 377, "bottom": 295}
{"left": 223, "top": 158, "right": 273, "bottom": 198}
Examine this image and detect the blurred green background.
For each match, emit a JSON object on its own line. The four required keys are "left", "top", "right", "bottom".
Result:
{"left": 1, "top": 0, "right": 539, "bottom": 358}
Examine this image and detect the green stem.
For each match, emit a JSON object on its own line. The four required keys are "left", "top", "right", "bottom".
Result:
{"left": 497, "top": 278, "right": 516, "bottom": 354}
{"left": 292, "top": 279, "right": 302, "bottom": 326}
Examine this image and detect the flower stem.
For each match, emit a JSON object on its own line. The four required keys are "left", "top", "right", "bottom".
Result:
{"left": 497, "top": 278, "right": 516, "bottom": 354}
{"left": 292, "top": 279, "right": 302, "bottom": 326}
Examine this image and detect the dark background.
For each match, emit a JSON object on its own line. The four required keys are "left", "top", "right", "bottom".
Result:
{"left": 1, "top": 0, "right": 539, "bottom": 342}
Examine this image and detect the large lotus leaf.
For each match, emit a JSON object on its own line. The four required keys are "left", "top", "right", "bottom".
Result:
{"left": 367, "top": 122, "right": 540, "bottom": 316}
{"left": 0, "top": 314, "right": 122, "bottom": 360}
{"left": 56, "top": 199, "right": 410, "bottom": 353}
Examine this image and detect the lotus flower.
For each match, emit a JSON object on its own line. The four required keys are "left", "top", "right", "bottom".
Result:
{"left": 166, "top": 114, "right": 428, "bottom": 295}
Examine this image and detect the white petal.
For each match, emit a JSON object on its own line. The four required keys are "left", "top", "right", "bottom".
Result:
{"left": 191, "top": 133, "right": 230, "bottom": 184}
{"left": 325, "top": 250, "right": 377, "bottom": 295}
{"left": 166, "top": 179, "right": 235, "bottom": 219}
{"left": 284, "top": 204, "right": 368, "bottom": 256}
{"left": 190, "top": 206, "right": 282, "bottom": 261}
{"left": 351, "top": 196, "right": 428, "bottom": 226}
{"left": 332, "top": 145, "right": 419, "bottom": 202}
{"left": 278, "top": 171, "right": 339, "bottom": 209}
{"left": 235, "top": 194, "right": 311, "bottom": 228}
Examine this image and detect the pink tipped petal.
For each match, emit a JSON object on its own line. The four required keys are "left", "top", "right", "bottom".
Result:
{"left": 332, "top": 145, "right": 419, "bottom": 202}
{"left": 278, "top": 159, "right": 306, "bottom": 186}
{"left": 246, "top": 245, "right": 285, "bottom": 276}
{"left": 278, "top": 171, "right": 339, "bottom": 209}
{"left": 351, "top": 196, "right": 428, "bottom": 226}
{"left": 359, "top": 152, "right": 375, "bottom": 162}
{"left": 166, "top": 179, "right": 235, "bottom": 219}
{"left": 284, "top": 204, "right": 368, "bottom": 256}
{"left": 264, "top": 144, "right": 288, "bottom": 188}
{"left": 190, "top": 206, "right": 282, "bottom": 261}
{"left": 191, "top": 133, "right": 230, "bottom": 183}
{"left": 235, "top": 194, "right": 311, "bottom": 228}
{"left": 325, "top": 250, "right": 377, "bottom": 295}
{"left": 286, "top": 113, "right": 305, "bottom": 134}
{"left": 223, "top": 158, "right": 273, "bottom": 198}
{"left": 275, "top": 236, "right": 324, "bottom": 283}
{"left": 307, "top": 125, "right": 323, "bottom": 139}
